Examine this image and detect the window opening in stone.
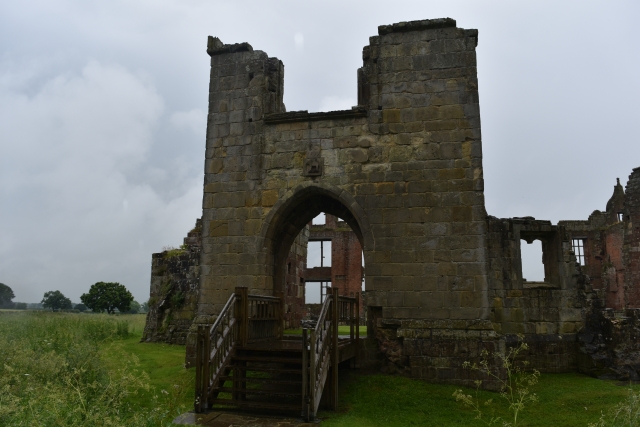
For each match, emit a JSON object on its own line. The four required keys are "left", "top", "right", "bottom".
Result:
{"left": 312, "top": 213, "right": 326, "bottom": 225}
{"left": 572, "top": 238, "right": 586, "bottom": 266}
{"left": 307, "top": 240, "right": 331, "bottom": 268}
{"left": 521, "top": 239, "right": 545, "bottom": 282}
{"left": 305, "top": 281, "right": 331, "bottom": 304}
{"left": 618, "top": 212, "right": 624, "bottom": 222}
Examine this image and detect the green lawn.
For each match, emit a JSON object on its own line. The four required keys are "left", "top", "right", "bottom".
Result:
{"left": 100, "top": 314, "right": 194, "bottom": 411}
{"left": 2, "top": 311, "right": 637, "bottom": 426}
{"left": 318, "top": 371, "right": 637, "bottom": 427}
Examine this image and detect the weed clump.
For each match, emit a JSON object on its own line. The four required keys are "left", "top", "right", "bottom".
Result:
{"left": 453, "top": 336, "right": 540, "bottom": 427}
{"left": 589, "top": 388, "right": 640, "bottom": 427}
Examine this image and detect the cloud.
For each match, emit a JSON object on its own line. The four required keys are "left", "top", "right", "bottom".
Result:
{"left": 170, "top": 109, "right": 207, "bottom": 134}
{"left": 317, "top": 96, "right": 356, "bottom": 112}
{"left": 0, "top": 61, "right": 201, "bottom": 303}
{"left": 294, "top": 32, "right": 304, "bottom": 50}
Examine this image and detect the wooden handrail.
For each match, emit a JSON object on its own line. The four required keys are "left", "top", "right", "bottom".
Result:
{"left": 302, "top": 288, "right": 338, "bottom": 421}
{"left": 195, "top": 292, "right": 237, "bottom": 412}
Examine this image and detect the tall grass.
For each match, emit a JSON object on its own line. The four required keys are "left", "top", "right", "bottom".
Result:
{"left": 0, "top": 311, "right": 185, "bottom": 426}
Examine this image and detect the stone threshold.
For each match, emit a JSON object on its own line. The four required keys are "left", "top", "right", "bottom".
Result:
{"left": 173, "top": 410, "right": 320, "bottom": 426}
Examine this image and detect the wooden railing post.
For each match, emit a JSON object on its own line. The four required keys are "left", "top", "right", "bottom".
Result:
{"left": 236, "top": 287, "right": 248, "bottom": 346}
{"left": 309, "top": 329, "right": 316, "bottom": 419}
{"left": 331, "top": 287, "right": 339, "bottom": 410}
{"left": 203, "top": 324, "right": 211, "bottom": 410}
{"left": 302, "top": 328, "right": 309, "bottom": 420}
{"left": 278, "top": 291, "right": 285, "bottom": 339}
{"left": 355, "top": 291, "right": 360, "bottom": 368}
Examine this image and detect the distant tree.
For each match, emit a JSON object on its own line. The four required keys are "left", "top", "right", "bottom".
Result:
{"left": 0, "top": 283, "right": 15, "bottom": 308}
{"left": 141, "top": 300, "right": 149, "bottom": 313}
{"left": 15, "top": 302, "right": 27, "bottom": 310}
{"left": 74, "top": 303, "right": 88, "bottom": 312}
{"left": 127, "top": 300, "right": 141, "bottom": 314}
{"left": 42, "top": 290, "right": 73, "bottom": 311}
{"left": 80, "top": 282, "right": 133, "bottom": 314}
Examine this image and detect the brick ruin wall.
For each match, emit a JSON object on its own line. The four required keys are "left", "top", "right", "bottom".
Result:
{"left": 142, "top": 18, "right": 640, "bottom": 384}
{"left": 624, "top": 168, "right": 640, "bottom": 306}
{"left": 305, "top": 214, "right": 365, "bottom": 316}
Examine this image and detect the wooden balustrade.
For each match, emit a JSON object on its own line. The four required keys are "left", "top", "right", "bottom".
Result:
{"left": 338, "top": 293, "right": 360, "bottom": 368}
{"left": 235, "top": 287, "right": 284, "bottom": 346}
{"left": 195, "top": 292, "right": 237, "bottom": 412}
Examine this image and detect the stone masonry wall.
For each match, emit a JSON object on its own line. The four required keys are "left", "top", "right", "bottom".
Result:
{"left": 485, "top": 216, "right": 593, "bottom": 373}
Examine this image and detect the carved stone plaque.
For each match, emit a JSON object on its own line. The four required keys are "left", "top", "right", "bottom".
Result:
{"left": 304, "top": 157, "right": 324, "bottom": 177}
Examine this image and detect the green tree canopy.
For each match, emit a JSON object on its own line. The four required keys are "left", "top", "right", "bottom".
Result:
{"left": 127, "top": 300, "right": 141, "bottom": 314}
{"left": 80, "top": 282, "right": 133, "bottom": 314}
{"left": 0, "top": 283, "right": 15, "bottom": 308}
{"left": 41, "top": 290, "right": 72, "bottom": 311}
{"left": 74, "top": 303, "right": 88, "bottom": 312}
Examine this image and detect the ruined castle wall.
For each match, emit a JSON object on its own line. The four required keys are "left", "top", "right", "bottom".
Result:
{"left": 142, "top": 220, "right": 202, "bottom": 345}
{"left": 561, "top": 177, "right": 632, "bottom": 310}
{"left": 604, "top": 225, "right": 625, "bottom": 308}
{"left": 624, "top": 168, "right": 640, "bottom": 307}
{"left": 485, "top": 216, "right": 590, "bottom": 372}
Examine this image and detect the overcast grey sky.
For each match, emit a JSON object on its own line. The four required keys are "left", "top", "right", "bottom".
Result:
{"left": 1, "top": 1, "right": 638, "bottom": 304}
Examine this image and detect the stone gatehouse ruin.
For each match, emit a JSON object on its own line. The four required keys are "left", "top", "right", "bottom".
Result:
{"left": 143, "top": 17, "right": 640, "bottom": 384}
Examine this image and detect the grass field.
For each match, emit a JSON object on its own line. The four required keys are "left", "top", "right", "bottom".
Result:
{"left": 1, "top": 310, "right": 638, "bottom": 426}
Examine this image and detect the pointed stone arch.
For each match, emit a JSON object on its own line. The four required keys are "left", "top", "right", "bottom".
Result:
{"left": 261, "top": 182, "right": 372, "bottom": 294}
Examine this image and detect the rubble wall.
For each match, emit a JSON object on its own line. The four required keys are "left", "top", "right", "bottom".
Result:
{"left": 142, "top": 220, "right": 202, "bottom": 345}
{"left": 578, "top": 308, "right": 640, "bottom": 380}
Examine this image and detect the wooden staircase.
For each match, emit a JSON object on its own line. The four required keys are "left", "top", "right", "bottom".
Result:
{"left": 194, "top": 287, "right": 359, "bottom": 421}
{"left": 209, "top": 340, "right": 304, "bottom": 413}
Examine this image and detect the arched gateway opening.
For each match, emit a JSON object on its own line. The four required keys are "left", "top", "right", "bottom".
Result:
{"left": 261, "top": 184, "right": 370, "bottom": 329}
{"left": 262, "top": 184, "right": 367, "bottom": 296}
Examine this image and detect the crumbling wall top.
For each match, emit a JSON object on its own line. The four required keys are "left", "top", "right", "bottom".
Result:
{"left": 377, "top": 18, "right": 457, "bottom": 35}
{"left": 206, "top": 36, "right": 253, "bottom": 56}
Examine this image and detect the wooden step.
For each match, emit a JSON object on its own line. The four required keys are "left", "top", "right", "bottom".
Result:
{"left": 232, "top": 355, "right": 303, "bottom": 364}
{"left": 210, "top": 398, "right": 300, "bottom": 412}
{"left": 213, "top": 386, "right": 301, "bottom": 397}
{"left": 218, "top": 375, "right": 302, "bottom": 385}
{"left": 229, "top": 365, "right": 302, "bottom": 375}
